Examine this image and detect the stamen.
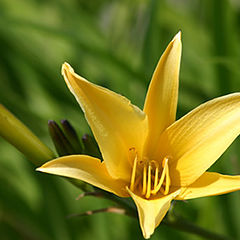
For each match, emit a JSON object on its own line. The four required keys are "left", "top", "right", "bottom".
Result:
{"left": 145, "top": 165, "right": 152, "bottom": 199}
{"left": 130, "top": 155, "right": 138, "bottom": 191}
{"left": 161, "top": 157, "right": 169, "bottom": 169}
{"left": 164, "top": 163, "right": 170, "bottom": 195}
{"left": 151, "top": 157, "right": 168, "bottom": 194}
{"left": 142, "top": 163, "right": 147, "bottom": 195}
{"left": 129, "top": 151, "right": 172, "bottom": 199}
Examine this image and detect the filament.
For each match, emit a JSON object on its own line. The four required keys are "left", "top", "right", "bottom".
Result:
{"left": 130, "top": 155, "right": 138, "bottom": 191}
{"left": 142, "top": 164, "right": 147, "bottom": 195}
{"left": 145, "top": 165, "right": 152, "bottom": 199}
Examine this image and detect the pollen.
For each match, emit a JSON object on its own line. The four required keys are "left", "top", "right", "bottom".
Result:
{"left": 129, "top": 148, "right": 171, "bottom": 199}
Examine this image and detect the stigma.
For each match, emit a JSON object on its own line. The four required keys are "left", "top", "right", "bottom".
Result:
{"left": 129, "top": 148, "right": 171, "bottom": 199}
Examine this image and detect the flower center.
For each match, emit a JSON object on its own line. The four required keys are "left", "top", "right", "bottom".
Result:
{"left": 129, "top": 148, "right": 171, "bottom": 199}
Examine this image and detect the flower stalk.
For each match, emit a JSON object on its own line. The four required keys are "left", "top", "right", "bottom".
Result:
{"left": 0, "top": 104, "right": 55, "bottom": 165}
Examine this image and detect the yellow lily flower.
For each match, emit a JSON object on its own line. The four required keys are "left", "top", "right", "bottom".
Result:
{"left": 37, "top": 32, "right": 240, "bottom": 239}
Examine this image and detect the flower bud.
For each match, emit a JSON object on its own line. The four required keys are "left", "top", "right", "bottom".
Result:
{"left": 82, "top": 134, "right": 102, "bottom": 159}
{"left": 48, "top": 120, "right": 75, "bottom": 156}
{"left": 60, "top": 119, "right": 82, "bottom": 153}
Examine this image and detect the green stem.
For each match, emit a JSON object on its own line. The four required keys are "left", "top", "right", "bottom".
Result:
{"left": 163, "top": 216, "right": 233, "bottom": 240}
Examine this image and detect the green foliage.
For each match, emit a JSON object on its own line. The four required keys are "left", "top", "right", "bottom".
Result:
{"left": 0, "top": 0, "right": 240, "bottom": 239}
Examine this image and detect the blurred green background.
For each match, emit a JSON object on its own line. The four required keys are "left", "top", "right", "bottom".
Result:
{"left": 0, "top": 0, "right": 240, "bottom": 239}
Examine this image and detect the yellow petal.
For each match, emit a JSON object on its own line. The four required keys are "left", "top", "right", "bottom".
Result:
{"left": 127, "top": 187, "right": 180, "bottom": 239}
{"left": 158, "top": 93, "right": 240, "bottom": 186}
{"left": 143, "top": 32, "right": 182, "bottom": 158}
{"left": 176, "top": 172, "right": 240, "bottom": 200}
{"left": 62, "top": 63, "right": 148, "bottom": 181}
{"left": 37, "top": 155, "right": 128, "bottom": 197}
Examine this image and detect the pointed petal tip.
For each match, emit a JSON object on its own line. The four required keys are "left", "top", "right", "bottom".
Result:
{"left": 177, "top": 30, "right": 182, "bottom": 37}
{"left": 62, "top": 62, "right": 70, "bottom": 68}
{"left": 61, "top": 62, "right": 72, "bottom": 76}
{"left": 143, "top": 232, "right": 151, "bottom": 239}
{"left": 36, "top": 163, "right": 50, "bottom": 172}
{"left": 173, "top": 31, "right": 182, "bottom": 43}
{"left": 61, "top": 62, "right": 87, "bottom": 84}
{"left": 36, "top": 167, "right": 43, "bottom": 172}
